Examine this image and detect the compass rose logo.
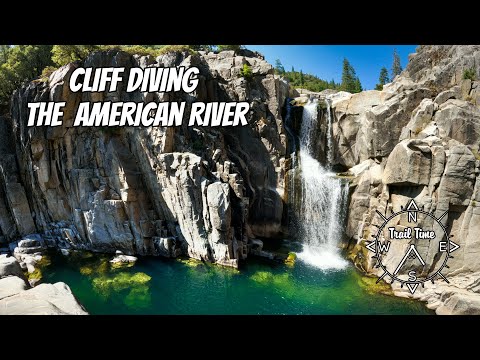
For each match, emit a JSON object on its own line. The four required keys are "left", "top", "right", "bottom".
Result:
{"left": 365, "top": 199, "right": 460, "bottom": 295}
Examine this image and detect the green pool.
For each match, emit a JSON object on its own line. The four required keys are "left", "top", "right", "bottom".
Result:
{"left": 41, "top": 251, "right": 432, "bottom": 315}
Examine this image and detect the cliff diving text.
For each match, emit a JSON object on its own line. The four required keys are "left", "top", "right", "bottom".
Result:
{"left": 27, "top": 66, "right": 250, "bottom": 128}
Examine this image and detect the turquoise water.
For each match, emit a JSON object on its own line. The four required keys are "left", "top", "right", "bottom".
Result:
{"left": 42, "top": 252, "right": 432, "bottom": 314}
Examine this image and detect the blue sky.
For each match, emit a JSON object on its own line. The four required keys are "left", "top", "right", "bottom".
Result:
{"left": 245, "top": 45, "right": 417, "bottom": 90}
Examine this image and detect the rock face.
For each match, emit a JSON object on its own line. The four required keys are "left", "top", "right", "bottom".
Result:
{"left": 0, "top": 49, "right": 292, "bottom": 268}
{"left": 322, "top": 45, "right": 480, "bottom": 314}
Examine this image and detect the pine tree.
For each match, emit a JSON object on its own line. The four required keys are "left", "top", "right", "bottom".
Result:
{"left": 354, "top": 78, "right": 363, "bottom": 92}
{"left": 300, "top": 70, "right": 304, "bottom": 85}
{"left": 341, "top": 58, "right": 361, "bottom": 93}
{"left": 391, "top": 49, "right": 402, "bottom": 79}
{"left": 375, "top": 67, "right": 390, "bottom": 90}
{"left": 275, "top": 59, "right": 285, "bottom": 74}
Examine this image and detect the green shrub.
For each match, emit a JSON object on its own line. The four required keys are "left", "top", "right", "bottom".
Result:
{"left": 52, "top": 45, "right": 101, "bottom": 66}
{"left": 102, "top": 45, "right": 195, "bottom": 57}
{"left": 37, "top": 66, "right": 57, "bottom": 82}
{"left": 157, "top": 45, "right": 194, "bottom": 55}
{"left": 463, "top": 68, "right": 476, "bottom": 81}
{"left": 0, "top": 45, "right": 54, "bottom": 112}
{"left": 239, "top": 63, "right": 253, "bottom": 79}
{"left": 217, "top": 45, "right": 242, "bottom": 53}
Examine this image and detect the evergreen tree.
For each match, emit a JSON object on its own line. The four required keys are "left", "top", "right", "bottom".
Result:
{"left": 354, "top": 78, "right": 363, "bottom": 92}
{"left": 0, "top": 45, "right": 10, "bottom": 64}
{"left": 275, "top": 59, "right": 285, "bottom": 74}
{"left": 341, "top": 58, "right": 362, "bottom": 93}
{"left": 300, "top": 70, "right": 304, "bottom": 85}
{"left": 375, "top": 67, "right": 390, "bottom": 90}
{"left": 391, "top": 48, "right": 402, "bottom": 79}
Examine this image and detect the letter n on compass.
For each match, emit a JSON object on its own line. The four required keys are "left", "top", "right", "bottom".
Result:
{"left": 405, "top": 199, "right": 419, "bottom": 223}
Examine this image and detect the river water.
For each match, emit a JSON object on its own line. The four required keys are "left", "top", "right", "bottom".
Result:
{"left": 42, "top": 252, "right": 431, "bottom": 314}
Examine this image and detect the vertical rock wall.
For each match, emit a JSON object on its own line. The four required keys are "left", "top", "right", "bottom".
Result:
{"left": 0, "top": 49, "right": 293, "bottom": 268}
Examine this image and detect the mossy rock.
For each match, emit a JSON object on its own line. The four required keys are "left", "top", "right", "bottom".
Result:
{"left": 284, "top": 252, "right": 297, "bottom": 267}
{"left": 347, "top": 240, "right": 369, "bottom": 272}
{"left": 78, "top": 256, "right": 120, "bottom": 277}
{"left": 25, "top": 254, "right": 52, "bottom": 283}
{"left": 110, "top": 261, "right": 135, "bottom": 270}
{"left": 92, "top": 271, "right": 152, "bottom": 299}
{"left": 36, "top": 255, "right": 52, "bottom": 267}
{"left": 27, "top": 268, "right": 43, "bottom": 281}
{"left": 250, "top": 271, "right": 275, "bottom": 283}
{"left": 178, "top": 258, "right": 202, "bottom": 268}
{"left": 79, "top": 266, "right": 94, "bottom": 276}
{"left": 250, "top": 271, "right": 291, "bottom": 287}
{"left": 358, "top": 275, "right": 393, "bottom": 296}
{"left": 124, "top": 285, "right": 152, "bottom": 309}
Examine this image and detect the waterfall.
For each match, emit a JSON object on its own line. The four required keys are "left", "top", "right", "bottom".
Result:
{"left": 325, "top": 98, "right": 334, "bottom": 168}
{"left": 296, "top": 99, "right": 348, "bottom": 270}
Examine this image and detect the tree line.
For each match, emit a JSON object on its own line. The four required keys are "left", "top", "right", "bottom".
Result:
{"left": 275, "top": 57, "right": 362, "bottom": 93}
{"left": 275, "top": 48, "right": 403, "bottom": 94}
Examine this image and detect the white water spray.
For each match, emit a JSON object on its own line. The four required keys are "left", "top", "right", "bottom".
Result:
{"left": 296, "top": 99, "right": 348, "bottom": 270}
{"left": 325, "top": 98, "right": 334, "bottom": 168}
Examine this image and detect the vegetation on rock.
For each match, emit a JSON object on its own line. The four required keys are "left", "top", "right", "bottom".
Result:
{"left": 239, "top": 63, "right": 253, "bottom": 79}
{"left": 463, "top": 68, "right": 476, "bottom": 81}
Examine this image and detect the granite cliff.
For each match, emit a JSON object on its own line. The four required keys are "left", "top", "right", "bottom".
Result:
{"left": 2, "top": 45, "right": 480, "bottom": 315}
{"left": 0, "top": 49, "right": 295, "bottom": 273}
{"left": 321, "top": 45, "right": 480, "bottom": 314}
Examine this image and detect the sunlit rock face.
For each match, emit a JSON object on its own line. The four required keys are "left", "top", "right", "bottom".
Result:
{"left": 2, "top": 49, "right": 292, "bottom": 268}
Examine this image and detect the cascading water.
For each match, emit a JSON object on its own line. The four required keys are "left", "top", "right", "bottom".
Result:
{"left": 325, "top": 98, "right": 334, "bottom": 168}
{"left": 296, "top": 99, "right": 348, "bottom": 270}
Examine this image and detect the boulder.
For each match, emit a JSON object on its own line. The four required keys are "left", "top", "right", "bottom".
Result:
{"left": 110, "top": 254, "right": 138, "bottom": 265}
{"left": 0, "top": 254, "right": 25, "bottom": 279}
{"left": 434, "top": 87, "right": 461, "bottom": 105}
{"left": 0, "top": 282, "right": 88, "bottom": 315}
{"left": 434, "top": 99, "right": 480, "bottom": 146}
{"left": 0, "top": 276, "right": 29, "bottom": 300}
{"left": 383, "top": 140, "right": 433, "bottom": 186}
{"left": 400, "top": 98, "right": 435, "bottom": 140}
